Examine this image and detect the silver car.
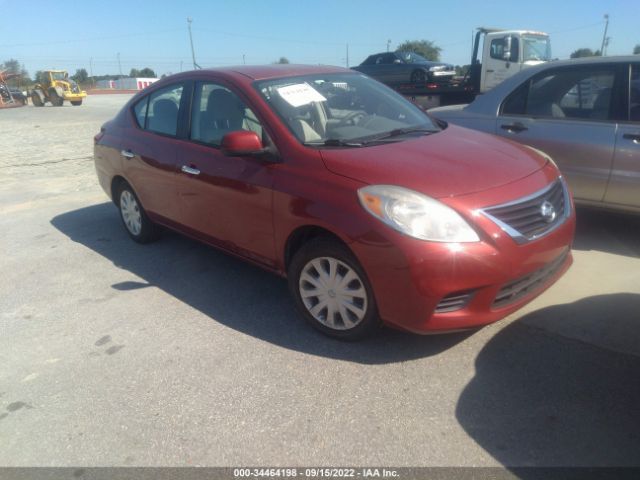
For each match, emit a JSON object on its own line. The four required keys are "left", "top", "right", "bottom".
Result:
{"left": 430, "top": 56, "right": 640, "bottom": 213}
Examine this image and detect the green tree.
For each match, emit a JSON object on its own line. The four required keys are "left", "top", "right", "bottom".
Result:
{"left": 72, "top": 68, "right": 88, "bottom": 83}
{"left": 129, "top": 68, "right": 140, "bottom": 77}
{"left": 396, "top": 40, "right": 441, "bottom": 61}
{"left": 34, "top": 70, "right": 48, "bottom": 84}
{"left": 273, "top": 57, "right": 290, "bottom": 64}
{"left": 1, "top": 58, "right": 21, "bottom": 74}
{"left": 570, "top": 48, "right": 599, "bottom": 58}
{"left": 138, "top": 67, "right": 156, "bottom": 77}
{"left": 634, "top": 44, "right": 640, "bottom": 54}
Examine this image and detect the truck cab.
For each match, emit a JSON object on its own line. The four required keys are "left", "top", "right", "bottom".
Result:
{"left": 478, "top": 29, "right": 551, "bottom": 92}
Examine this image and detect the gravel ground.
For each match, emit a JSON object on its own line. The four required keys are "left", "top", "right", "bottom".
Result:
{"left": 1, "top": 96, "right": 639, "bottom": 468}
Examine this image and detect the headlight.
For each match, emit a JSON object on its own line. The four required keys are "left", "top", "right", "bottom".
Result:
{"left": 523, "top": 145, "right": 558, "bottom": 169}
{"left": 358, "top": 185, "right": 480, "bottom": 242}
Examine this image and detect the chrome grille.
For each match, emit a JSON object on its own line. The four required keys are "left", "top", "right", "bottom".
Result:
{"left": 435, "top": 291, "right": 474, "bottom": 313}
{"left": 493, "top": 249, "right": 569, "bottom": 309}
{"left": 481, "top": 178, "right": 570, "bottom": 244}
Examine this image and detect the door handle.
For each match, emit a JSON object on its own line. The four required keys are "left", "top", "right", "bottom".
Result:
{"left": 622, "top": 133, "right": 640, "bottom": 144}
{"left": 501, "top": 122, "right": 528, "bottom": 133}
{"left": 181, "top": 165, "right": 201, "bottom": 175}
{"left": 120, "top": 149, "right": 135, "bottom": 159}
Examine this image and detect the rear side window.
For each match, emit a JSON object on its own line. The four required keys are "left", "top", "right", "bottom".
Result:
{"left": 146, "top": 84, "right": 184, "bottom": 136}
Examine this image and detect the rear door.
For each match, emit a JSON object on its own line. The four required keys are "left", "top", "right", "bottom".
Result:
{"left": 604, "top": 63, "right": 640, "bottom": 208}
{"left": 122, "top": 82, "right": 187, "bottom": 223}
{"left": 496, "top": 64, "right": 623, "bottom": 203}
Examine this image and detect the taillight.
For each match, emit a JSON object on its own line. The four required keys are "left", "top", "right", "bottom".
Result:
{"left": 94, "top": 127, "right": 105, "bottom": 144}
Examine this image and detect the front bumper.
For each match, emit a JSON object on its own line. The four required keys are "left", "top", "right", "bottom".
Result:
{"left": 63, "top": 91, "right": 87, "bottom": 101}
{"left": 351, "top": 167, "right": 576, "bottom": 334}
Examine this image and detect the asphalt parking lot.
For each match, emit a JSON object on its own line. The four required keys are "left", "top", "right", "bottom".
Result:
{"left": 1, "top": 96, "right": 640, "bottom": 467}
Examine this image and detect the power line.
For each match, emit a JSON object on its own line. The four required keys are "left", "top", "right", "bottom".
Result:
{"left": 0, "top": 28, "right": 183, "bottom": 48}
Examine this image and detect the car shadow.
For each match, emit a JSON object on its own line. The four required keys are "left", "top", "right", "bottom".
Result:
{"left": 573, "top": 207, "right": 640, "bottom": 257}
{"left": 456, "top": 293, "right": 640, "bottom": 468}
{"left": 51, "top": 203, "right": 473, "bottom": 364}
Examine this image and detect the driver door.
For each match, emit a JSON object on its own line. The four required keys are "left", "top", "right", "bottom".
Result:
{"left": 173, "top": 81, "right": 277, "bottom": 267}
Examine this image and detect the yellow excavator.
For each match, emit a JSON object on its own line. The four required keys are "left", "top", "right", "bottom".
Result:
{"left": 31, "top": 70, "right": 86, "bottom": 106}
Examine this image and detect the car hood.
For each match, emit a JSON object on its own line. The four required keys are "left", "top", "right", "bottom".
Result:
{"left": 319, "top": 124, "right": 547, "bottom": 198}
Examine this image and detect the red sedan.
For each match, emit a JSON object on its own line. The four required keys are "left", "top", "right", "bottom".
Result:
{"left": 94, "top": 65, "right": 575, "bottom": 340}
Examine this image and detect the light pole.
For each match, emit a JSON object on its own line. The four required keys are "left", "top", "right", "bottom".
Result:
{"left": 117, "top": 52, "right": 122, "bottom": 77}
{"left": 600, "top": 14, "right": 609, "bottom": 56}
{"left": 387, "top": 39, "right": 391, "bottom": 52}
{"left": 187, "top": 17, "right": 201, "bottom": 69}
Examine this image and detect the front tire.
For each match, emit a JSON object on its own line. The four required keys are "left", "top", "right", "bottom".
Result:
{"left": 49, "top": 89, "right": 63, "bottom": 106}
{"left": 71, "top": 100, "right": 82, "bottom": 106}
{"left": 116, "top": 182, "right": 160, "bottom": 244}
{"left": 32, "top": 91, "right": 44, "bottom": 107}
{"left": 288, "top": 237, "right": 380, "bottom": 340}
{"left": 410, "top": 69, "right": 427, "bottom": 83}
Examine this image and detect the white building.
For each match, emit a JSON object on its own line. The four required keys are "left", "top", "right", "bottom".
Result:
{"left": 95, "top": 77, "right": 158, "bottom": 90}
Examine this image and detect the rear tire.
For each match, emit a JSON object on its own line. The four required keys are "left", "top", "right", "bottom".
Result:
{"left": 288, "top": 237, "right": 380, "bottom": 340}
{"left": 115, "top": 182, "right": 160, "bottom": 244}
{"left": 71, "top": 100, "right": 82, "bottom": 106}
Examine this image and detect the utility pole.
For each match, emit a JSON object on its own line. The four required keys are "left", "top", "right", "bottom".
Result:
{"left": 387, "top": 39, "right": 391, "bottom": 52}
{"left": 603, "top": 36, "right": 611, "bottom": 56}
{"left": 89, "top": 57, "right": 94, "bottom": 84}
{"left": 346, "top": 44, "right": 349, "bottom": 68}
{"left": 600, "top": 14, "right": 609, "bottom": 56}
{"left": 242, "top": 54, "right": 246, "bottom": 65}
{"left": 117, "top": 52, "right": 122, "bottom": 77}
{"left": 187, "top": 17, "right": 201, "bottom": 69}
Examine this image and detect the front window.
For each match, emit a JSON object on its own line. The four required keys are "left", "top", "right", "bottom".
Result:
{"left": 255, "top": 73, "right": 438, "bottom": 146}
{"left": 190, "top": 82, "right": 264, "bottom": 146}
{"left": 522, "top": 35, "right": 551, "bottom": 62}
{"left": 51, "top": 72, "right": 68, "bottom": 81}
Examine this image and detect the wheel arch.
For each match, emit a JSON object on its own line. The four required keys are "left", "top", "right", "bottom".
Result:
{"left": 110, "top": 175, "right": 128, "bottom": 205}
{"left": 284, "top": 225, "right": 352, "bottom": 272}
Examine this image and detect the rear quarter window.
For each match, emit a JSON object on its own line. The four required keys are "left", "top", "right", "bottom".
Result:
{"left": 133, "top": 96, "right": 148, "bottom": 128}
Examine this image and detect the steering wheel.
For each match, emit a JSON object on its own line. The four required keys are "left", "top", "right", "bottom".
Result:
{"left": 337, "top": 110, "right": 366, "bottom": 126}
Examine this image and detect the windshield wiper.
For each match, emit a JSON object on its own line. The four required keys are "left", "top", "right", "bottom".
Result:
{"left": 303, "top": 138, "right": 364, "bottom": 147}
{"left": 362, "top": 127, "right": 439, "bottom": 144}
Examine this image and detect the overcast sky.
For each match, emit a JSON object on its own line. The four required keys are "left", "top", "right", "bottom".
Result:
{"left": 1, "top": 0, "right": 638, "bottom": 77}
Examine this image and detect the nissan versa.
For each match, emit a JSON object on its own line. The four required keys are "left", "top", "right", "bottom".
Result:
{"left": 93, "top": 65, "right": 575, "bottom": 340}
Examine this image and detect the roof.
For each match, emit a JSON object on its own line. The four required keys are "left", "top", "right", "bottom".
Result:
{"left": 199, "top": 64, "right": 350, "bottom": 81}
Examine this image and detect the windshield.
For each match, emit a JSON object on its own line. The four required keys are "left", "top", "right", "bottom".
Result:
{"left": 396, "top": 51, "right": 429, "bottom": 64}
{"left": 256, "top": 73, "right": 437, "bottom": 146}
{"left": 523, "top": 35, "right": 551, "bottom": 62}
{"left": 51, "top": 72, "right": 68, "bottom": 81}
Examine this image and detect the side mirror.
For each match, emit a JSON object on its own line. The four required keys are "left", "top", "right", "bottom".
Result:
{"left": 503, "top": 36, "right": 512, "bottom": 61}
{"left": 221, "top": 131, "right": 263, "bottom": 156}
{"left": 393, "top": 59, "right": 402, "bottom": 64}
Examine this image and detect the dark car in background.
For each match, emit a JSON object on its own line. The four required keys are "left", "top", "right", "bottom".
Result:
{"left": 352, "top": 51, "right": 455, "bottom": 84}
{"left": 429, "top": 56, "right": 640, "bottom": 214}
{"left": 0, "top": 83, "right": 27, "bottom": 105}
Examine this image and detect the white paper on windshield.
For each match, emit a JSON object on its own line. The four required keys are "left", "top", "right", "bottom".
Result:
{"left": 277, "top": 83, "right": 326, "bottom": 107}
